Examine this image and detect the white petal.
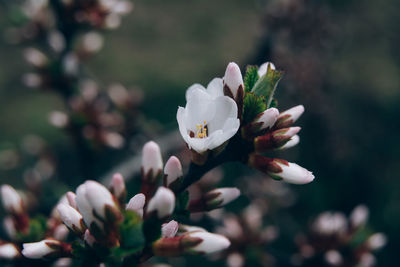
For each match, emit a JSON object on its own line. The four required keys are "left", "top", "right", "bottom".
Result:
{"left": 206, "top": 78, "right": 224, "bottom": 98}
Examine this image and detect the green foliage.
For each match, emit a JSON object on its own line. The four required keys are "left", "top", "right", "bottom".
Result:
{"left": 251, "top": 68, "right": 283, "bottom": 107}
{"left": 242, "top": 93, "right": 267, "bottom": 125}
{"left": 17, "top": 215, "right": 47, "bottom": 242}
{"left": 244, "top": 65, "right": 259, "bottom": 93}
{"left": 119, "top": 211, "right": 145, "bottom": 251}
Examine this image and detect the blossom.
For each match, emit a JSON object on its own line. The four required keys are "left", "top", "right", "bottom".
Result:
{"left": 22, "top": 239, "right": 70, "bottom": 259}
{"left": 177, "top": 78, "right": 240, "bottom": 153}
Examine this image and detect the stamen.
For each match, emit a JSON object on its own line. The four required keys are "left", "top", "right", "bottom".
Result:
{"left": 194, "top": 121, "right": 208, "bottom": 139}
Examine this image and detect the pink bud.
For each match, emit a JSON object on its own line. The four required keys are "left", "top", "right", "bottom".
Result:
{"left": 254, "top": 108, "right": 279, "bottom": 131}
{"left": 66, "top": 192, "right": 77, "bottom": 209}
{"left": 146, "top": 187, "right": 175, "bottom": 219}
{"left": 110, "top": 173, "right": 126, "bottom": 203}
{"left": 275, "top": 105, "right": 305, "bottom": 128}
{"left": 126, "top": 193, "right": 146, "bottom": 218}
{"left": 162, "top": 220, "right": 179, "bottom": 238}
{"left": 1, "top": 185, "right": 24, "bottom": 214}
{"left": 164, "top": 156, "right": 183, "bottom": 187}
{"left": 57, "top": 204, "right": 85, "bottom": 235}
{"left": 223, "top": 62, "right": 244, "bottom": 99}
{"left": 142, "top": 141, "right": 163, "bottom": 177}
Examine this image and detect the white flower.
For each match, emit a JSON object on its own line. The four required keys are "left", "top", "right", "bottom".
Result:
{"left": 146, "top": 187, "right": 175, "bottom": 218}
{"left": 177, "top": 80, "right": 240, "bottom": 153}
{"left": 126, "top": 193, "right": 146, "bottom": 218}
{"left": 0, "top": 243, "right": 19, "bottom": 259}
{"left": 258, "top": 62, "right": 276, "bottom": 77}
{"left": 22, "top": 239, "right": 62, "bottom": 259}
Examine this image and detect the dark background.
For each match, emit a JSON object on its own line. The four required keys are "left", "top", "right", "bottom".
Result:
{"left": 0, "top": 0, "right": 399, "bottom": 266}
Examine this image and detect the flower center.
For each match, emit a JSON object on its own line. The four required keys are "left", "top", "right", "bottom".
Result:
{"left": 194, "top": 121, "right": 208, "bottom": 138}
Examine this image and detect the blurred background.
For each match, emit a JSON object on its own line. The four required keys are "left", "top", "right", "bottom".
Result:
{"left": 0, "top": 0, "right": 398, "bottom": 266}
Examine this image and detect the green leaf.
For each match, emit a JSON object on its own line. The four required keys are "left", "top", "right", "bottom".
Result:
{"left": 17, "top": 215, "right": 47, "bottom": 242}
{"left": 251, "top": 67, "right": 283, "bottom": 107}
{"left": 242, "top": 93, "right": 267, "bottom": 125}
{"left": 119, "top": 211, "right": 145, "bottom": 251}
{"left": 244, "top": 65, "right": 259, "bottom": 93}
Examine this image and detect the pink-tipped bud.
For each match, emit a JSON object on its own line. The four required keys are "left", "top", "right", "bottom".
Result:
{"left": 254, "top": 127, "right": 301, "bottom": 152}
{"left": 350, "top": 205, "right": 369, "bottom": 228}
{"left": 110, "top": 173, "right": 127, "bottom": 205}
{"left": 164, "top": 156, "right": 183, "bottom": 188}
{"left": 142, "top": 141, "right": 163, "bottom": 178}
{"left": 248, "top": 155, "right": 314, "bottom": 184}
{"left": 258, "top": 62, "right": 276, "bottom": 77}
{"left": 188, "top": 187, "right": 241, "bottom": 212}
{"left": 76, "top": 181, "right": 121, "bottom": 237}
{"left": 223, "top": 62, "right": 244, "bottom": 99}
{"left": 275, "top": 105, "right": 305, "bottom": 128}
{"left": 0, "top": 243, "right": 20, "bottom": 259}
{"left": 126, "top": 193, "right": 146, "bottom": 218}
{"left": 57, "top": 204, "right": 85, "bottom": 235}
{"left": 277, "top": 135, "right": 300, "bottom": 150}
{"left": 66, "top": 192, "right": 77, "bottom": 209}
{"left": 254, "top": 108, "right": 279, "bottom": 131}
{"left": 1, "top": 185, "right": 24, "bottom": 214}
{"left": 153, "top": 231, "right": 230, "bottom": 256}
{"left": 146, "top": 187, "right": 175, "bottom": 219}
{"left": 312, "top": 212, "right": 347, "bottom": 236}
{"left": 22, "top": 239, "right": 71, "bottom": 259}
{"left": 162, "top": 220, "right": 179, "bottom": 238}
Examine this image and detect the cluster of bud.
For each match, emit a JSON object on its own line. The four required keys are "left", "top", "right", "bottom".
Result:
{"left": 292, "top": 205, "right": 387, "bottom": 266}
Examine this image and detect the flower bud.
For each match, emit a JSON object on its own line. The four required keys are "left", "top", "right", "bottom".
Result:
{"left": 23, "top": 48, "right": 48, "bottom": 68}
{"left": 242, "top": 108, "right": 279, "bottom": 138}
{"left": 223, "top": 62, "right": 244, "bottom": 100}
{"left": 76, "top": 181, "right": 121, "bottom": 238}
{"left": 110, "top": 173, "right": 127, "bottom": 205}
{"left": 1, "top": 185, "right": 24, "bottom": 214}
{"left": 258, "top": 62, "right": 276, "bottom": 77}
{"left": 126, "top": 193, "right": 146, "bottom": 218}
{"left": 188, "top": 188, "right": 240, "bottom": 212}
{"left": 153, "top": 231, "right": 230, "bottom": 256}
{"left": 164, "top": 156, "right": 183, "bottom": 189}
{"left": 277, "top": 135, "right": 300, "bottom": 150}
{"left": 366, "top": 233, "right": 387, "bottom": 250}
{"left": 22, "top": 239, "right": 71, "bottom": 259}
{"left": 324, "top": 250, "right": 343, "bottom": 266}
{"left": 312, "top": 212, "right": 347, "bottom": 236}
{"left": 66, "top": 192, "right": 77, "bottom": 209}
{"left": 142, "top": 141, "right": 163, "bottom": 178}
{"left": 146, "top": 187, "right": 175, "bottom": 219}
{"left": 248, "top": 155, "right": 314, "bottom": 184}
{"left": 0, "top": 243, "right": 20, "bottom": 259}
{"left": 350, "top": 205, "right": 369, "bottom": 228}
{"left": 162, "top": 220, "right": 179, "bottom": 238}
{"left": 275, "top": 105, "right": 305, "bottom": 129}
{"left": 53, "top": 224, "right": 69, "bottom": 241}
{"left": 3, "top": 216, "right": 16, "bottom": 240}
{"left": 141, "top": 141, "right": 163, "bottom": 198}
{"left": 57, "top": 204, "right": 85, "bottom": 235}
{"left": 254, "top": 127, "right": 301, "bottom": 152}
